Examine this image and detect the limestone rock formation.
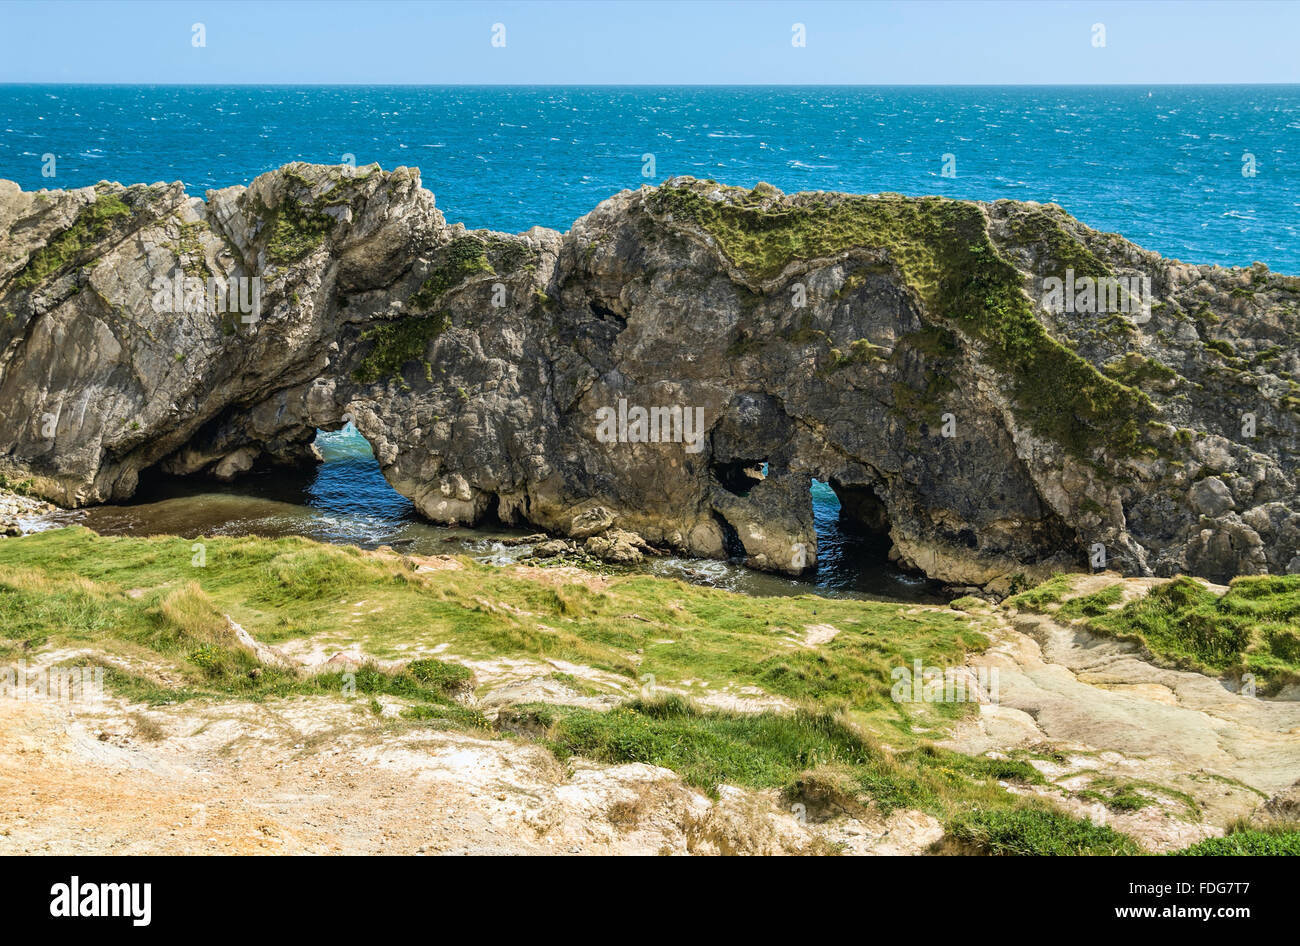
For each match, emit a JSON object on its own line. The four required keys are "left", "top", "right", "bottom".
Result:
{"left": 2, "top": 164, "right": 1298, "bottom": 587}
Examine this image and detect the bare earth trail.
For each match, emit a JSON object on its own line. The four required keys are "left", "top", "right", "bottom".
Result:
{"left": 0, "top": 684, "right": 941, "bottom": 856}
{"left": 2, "top": 570, "right": 1296, "bottom": 855}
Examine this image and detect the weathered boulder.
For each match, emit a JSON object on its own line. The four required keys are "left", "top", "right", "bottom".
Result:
{"left": 1259, "top": 778, "right": 1300, "bottom": 823}
{"left": 1188, "top": 477, "right": 1235, "bottom": 516}
{"left": 570, "top": 506, "right": 617, "bottom": 540}
{"left": 584, "top": 530, "right": 647, "bottom": 565}
{"left": 530, "top": 539, "right": 578, "bottom": 559}
{"left": 2, "top": 165, "right": 1299, "bottom": 586}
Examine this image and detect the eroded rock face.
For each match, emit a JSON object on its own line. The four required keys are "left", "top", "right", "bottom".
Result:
{"left": 1, "top": 165, "right": 1298, "bottom": 586}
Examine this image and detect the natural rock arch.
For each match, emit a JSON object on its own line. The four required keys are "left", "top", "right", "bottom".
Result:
{"left": 2, "top": 164, "right": 1298, "bottom": 589}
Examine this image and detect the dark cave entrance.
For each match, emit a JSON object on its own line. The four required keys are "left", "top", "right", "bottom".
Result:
{"left": 713, "top": 512, "right": 748, "bottom": 562}
{"left": 824, "top": 479, "right": 891, "bottom": 536}
{"left": 712, "top": 458, "right": 768, "bottom": 498}
{"left": 811, "top": 477, "right": 935, "bottom": 597}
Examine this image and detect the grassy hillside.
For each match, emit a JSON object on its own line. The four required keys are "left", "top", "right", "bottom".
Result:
{"left": 2, "top": 527, "right": 1294, "bottom": 854}
{"left": 1012, "top": 573, "right": 1300, "bottom": 692}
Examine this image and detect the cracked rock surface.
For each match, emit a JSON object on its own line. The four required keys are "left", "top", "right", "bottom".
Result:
{"left": 2, "top": 165, "right": 1298, "bottom": 586}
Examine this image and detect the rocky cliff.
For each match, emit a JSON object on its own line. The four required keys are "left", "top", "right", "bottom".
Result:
{"left": 2, "top": 164, "right": 1298, "bottom": 588}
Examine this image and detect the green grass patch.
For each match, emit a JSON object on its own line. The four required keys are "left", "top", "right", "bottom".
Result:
{"left": 536, "top": 696, "right": 874, "bottom": 794}
{"left": 527, "top": 696, "right": 1042, "bottom": 817}
{"left": 1084, "top": 575, "right": 1300, "bottom": 691}
{"left": 1077, "top": 776, "right": 1198, "bottom": 818}
{"left": 11, "top": 194, "right": 133, "bottom": 290}
{"left": 1010, "top": 573, "right": 1300, "bottom": 691}
{"left": 0, "top": 527, "right": 1134, "bottom": 840}
{"left": 940, "top": 807, "right": 1142, "bottom": 856}
{"left": 1103, "top": 352, "right": 1180, "bottom": 390}
{"left": 1057, "top": 583, "right": 1124, "bottom": 620}
{"left": 1170, "top": 827, "right": 1300, "bottom": 856}
{"left": 408, "top": 657, "right": 475, "bottom": 696}
{"left": 650, "top": 181, "right": 1152, "bottom": 462}
{"left": 1006, "top": 573, "right": 1077, "bottom": 611}
{"left": 1005, "top": 205, "right": 1110, "bottom": 277}
{"left": 0, "top": 527, "right": 986, "bottom": 731}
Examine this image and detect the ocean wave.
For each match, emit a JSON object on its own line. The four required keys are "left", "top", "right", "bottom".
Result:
{"left": 2, "top": 84, "right": 1294, "bottom": 271}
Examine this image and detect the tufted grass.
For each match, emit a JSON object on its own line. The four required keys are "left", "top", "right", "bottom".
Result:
{"left": 512, "top": 695, "right": 1045, "bottom": 820}
{"left": 1086, "top": 575, "right": 1300, "bottom": 691}
{"left": 0, "top": 527, "right": 1148, "bottom": 848}
{"left": 1009, "top": 572, "right": 1300, "bottom": 693}
{"left": 1169, "top": 822, "right": 1300, "bottom": 856}
{"left": 0, "top": 528, "right": 993, "bottom": 730}
{"left": 936, "top": 807, "right": 1142, "bottom": 856}
{"left": 263, "top": 194, "right": 336, "bottom": 264}
{"left": 10, "top": 193, "right": 133, "bottom": 290}
{"left": 650, "top": 180, "right": 1153, "bottom": 463}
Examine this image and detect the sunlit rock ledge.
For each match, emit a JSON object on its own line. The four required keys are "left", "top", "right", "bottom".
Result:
{"left": 2, "top": 164, "right": 1298, "bottom": 588}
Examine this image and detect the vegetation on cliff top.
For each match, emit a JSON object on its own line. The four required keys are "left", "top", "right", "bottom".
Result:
{"left": 409, "top": 236, "right": 496, "bottom": 310}
{"left": 409, "top": 234, "right": 536, "bottom": 311}
{"left": 264, "top": 194, "right": 336, "bottom": 265}
{"left": 1013, "top": 573, "right": 1300, "bottom": 693}
{"left": 10, "top": 193, "right": 133, "bottom": 291}
{"left": 650, "top": 182, "right": 1154, "bottom": 462}
{"left": 353, "top": 234, "right": 539, "bottom": 384}
{"left": 261, "top": 167, "right": 388, "bottom": 265}
{"left": 351, "top": 312, "right": 449, "bottom": 384}
{"left": 1003, "top": 204, "right": 1111, "bottom": 278}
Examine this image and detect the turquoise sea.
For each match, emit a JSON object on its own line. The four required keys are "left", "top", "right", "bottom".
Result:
{"left": 7, "top": 84, "right": 1297, "bottom": 598}
{"left": 2, "top": 85, "right": 1297, "bottom": 269}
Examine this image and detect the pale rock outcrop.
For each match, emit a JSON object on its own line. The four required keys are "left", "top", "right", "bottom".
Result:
{"left": 2, "top": 165, "right": 1299, "bottom": 586}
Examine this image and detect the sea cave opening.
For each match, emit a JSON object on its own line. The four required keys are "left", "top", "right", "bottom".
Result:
{"left": 310, "top": 425, "right": 512, "bottom": 534}
{"left": 712, "top": 458, "right": 768, "bottom": 497}
{"left": 99, "top": 422, "right": 420, "bottom": 545}
{"left": 812, "top": 477, "right": 936, "bottom": 598}
{"left": 309, "top": 425, "right": 415, "bottom": 523}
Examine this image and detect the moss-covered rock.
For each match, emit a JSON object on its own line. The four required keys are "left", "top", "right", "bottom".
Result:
{"left": 11, "top": 193, "right": 133, "bottom": 290}
{"left": 651, "top": 180, "right": 1153, "bottom": 462}
{"left": 3, "top": 165, "right": 1299, "bottom": 591}
{"left": 351, "top": 312, "right": 450, "bottom": 384}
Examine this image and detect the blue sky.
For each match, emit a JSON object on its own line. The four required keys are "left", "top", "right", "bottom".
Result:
{"left": 0, "top": 0, "right": 1296, "bottom": 85}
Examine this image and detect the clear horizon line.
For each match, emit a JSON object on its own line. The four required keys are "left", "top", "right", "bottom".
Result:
{"left": 2, "top": 81, "right": 1298, "bottom": 88}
